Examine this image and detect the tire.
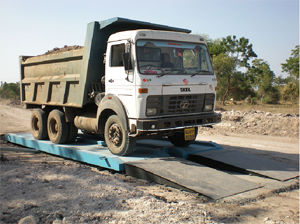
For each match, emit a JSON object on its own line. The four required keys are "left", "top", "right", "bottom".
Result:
{"left": 168, "top": 128, "right": 198, "bottom": 147}
{"left": 67, "top": 122, "right": 78, "bottom": 143}
{"left": 104, "top": 115, "right": 135, "bottom": 156}
{"left": 47, "top": 109, "right": 69, "bottom": 144}
{"left": 31, "top": 109, "right": 48, "bottom": 140}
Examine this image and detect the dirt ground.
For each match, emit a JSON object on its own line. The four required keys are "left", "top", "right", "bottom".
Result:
{"left": 0, "top": 100, "right": 299, "bottom": 224}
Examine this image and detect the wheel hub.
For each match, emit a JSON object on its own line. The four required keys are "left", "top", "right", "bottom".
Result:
{"left": 108, "top": 123, "right": 122, "bottom": 146}
{"left": 32, "top": 117, "right": 40, "bottom": 131}
{"left": 50, "top": 119, "right": 58, "bottom": 135}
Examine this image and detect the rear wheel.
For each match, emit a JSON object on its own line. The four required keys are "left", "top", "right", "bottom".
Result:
{"left": 168, "top": 128, "right": 198, "bottom": 147}
{"left": 104, "top": 115, "right": 135, "bottom": 156}
{"left": 31, "top": 109, "right": 48, "bottom": 140}
{"left": 47, "top": 109, "right": 68, "bottom": 144}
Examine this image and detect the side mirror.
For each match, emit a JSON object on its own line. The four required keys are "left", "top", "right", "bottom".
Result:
{"left": 122, "top": 52, "right": 132, "bottom": 71}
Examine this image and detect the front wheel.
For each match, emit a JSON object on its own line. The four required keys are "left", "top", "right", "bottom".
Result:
{"left": 168, "top": 128, "right": 198, "bottom": 147}
{"left": 104, "top": 115, "right": 135, "bottom": 156}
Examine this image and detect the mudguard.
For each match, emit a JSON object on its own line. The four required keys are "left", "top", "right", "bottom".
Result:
{"left": 96, "top": 94, "right": 129, "bottom": 133}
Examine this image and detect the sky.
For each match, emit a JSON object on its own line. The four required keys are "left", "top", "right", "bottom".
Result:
{"left": 0, "top": 0, "right": 298, "bottom": 83}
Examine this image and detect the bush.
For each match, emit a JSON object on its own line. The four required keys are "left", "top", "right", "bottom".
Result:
{"left": 262, "top": 87, "right": 280, "bottom": 104}
{"left": 279, "top": 80, "right": 299, "bottom": 103}
{"left": 0, "top": 82, "right": 20, "bottom": 99}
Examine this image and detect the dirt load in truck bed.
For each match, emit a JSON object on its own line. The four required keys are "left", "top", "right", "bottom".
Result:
{"left": 42, "top": 45, "right": 83, "bottom": 55}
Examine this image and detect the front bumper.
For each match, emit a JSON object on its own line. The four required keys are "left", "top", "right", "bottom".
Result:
{"left": 136, "top": 112, "right": 221, "bottom": 131}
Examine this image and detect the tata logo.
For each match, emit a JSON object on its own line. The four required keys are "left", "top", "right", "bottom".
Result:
{"left": 180, "top": 100, "right": 190, "bottom": 109}
{"left": 183, "top": 79, "right": 189, "bottom": 85}
{"left": 180, "top": 87, "right": 191, "bottom": 92}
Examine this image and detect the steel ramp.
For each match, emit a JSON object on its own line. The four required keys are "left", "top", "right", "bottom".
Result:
{"left": 191, "top": 148, "right": 299, "bottom": 181}
{"left": 125, "top": 157, "right": 260, "bottom": 200}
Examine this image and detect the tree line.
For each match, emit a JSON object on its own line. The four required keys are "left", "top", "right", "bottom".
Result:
{"left": 206, "top": 35, "right": 299, "bottom": 105}
{"left": 0, "top": 81, "right": 20, "bottom": 99}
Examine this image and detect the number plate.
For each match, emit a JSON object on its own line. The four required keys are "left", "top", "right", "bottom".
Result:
{"left": 184, "top": 128, "right": 195, "bottom": 141}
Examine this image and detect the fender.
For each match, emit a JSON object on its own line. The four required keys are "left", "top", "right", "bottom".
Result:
{"left": 96, "top": 94, "right": 129, "bottom": 134}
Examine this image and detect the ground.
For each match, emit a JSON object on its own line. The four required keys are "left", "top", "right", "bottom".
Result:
{"left": 0, "top": 100, "right": 299, "bottom": 224}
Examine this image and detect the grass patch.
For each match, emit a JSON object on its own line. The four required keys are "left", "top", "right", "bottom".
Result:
{"left": 216, "top": 101, "right": 299, "bottom": 114}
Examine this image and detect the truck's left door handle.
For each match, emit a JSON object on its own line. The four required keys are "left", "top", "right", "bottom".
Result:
{"left": 108, "top": 79, "right": 114, "bottom": 83}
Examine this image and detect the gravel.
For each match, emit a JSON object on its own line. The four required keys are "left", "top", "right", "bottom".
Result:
{"left": 200, "top": 110, "right": 299, "bottom": 137}
{"left": 0, "top": 151, "right": 214, "bottom": 224}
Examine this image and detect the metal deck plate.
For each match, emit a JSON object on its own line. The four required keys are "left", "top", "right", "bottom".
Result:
{"left": 125, "top": 157, "right": 260, "bottom": 200}
{"left": 4, "top": 133, "right": 155, "bottom": 171}
{"left": 193, "top": 149, "right": 299, "bottom": 181}
{"left": 3, "top": 133, "right": 221, "bottom": 172}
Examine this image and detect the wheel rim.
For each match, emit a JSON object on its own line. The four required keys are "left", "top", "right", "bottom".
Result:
{"left": 32, "top": 116, "right": 40, "bottom": 132}
{"left": 49, "top": 118, "right": 58, "bottom": 137}
{"left": 108, "top": 123, "right": 123, "bottom": 147}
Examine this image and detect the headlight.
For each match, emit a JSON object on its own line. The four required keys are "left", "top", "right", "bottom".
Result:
{"left": 204, "top": 104, "right": 213, "bottom": 112}
{"left": 146, "top": 108, "right": 157, "bottom": 116}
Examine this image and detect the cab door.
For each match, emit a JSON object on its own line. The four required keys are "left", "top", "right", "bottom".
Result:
{"left": 105, "top": 41, "right": 136, "bottom": 117}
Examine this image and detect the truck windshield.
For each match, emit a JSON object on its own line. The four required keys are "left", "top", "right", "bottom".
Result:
{"left": 136, "top": 40, "right": 213, "bottom": 76}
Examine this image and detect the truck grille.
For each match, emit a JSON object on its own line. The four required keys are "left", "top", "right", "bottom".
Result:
{"left": 146, "top": 94, "right": 215, "bottom": 116}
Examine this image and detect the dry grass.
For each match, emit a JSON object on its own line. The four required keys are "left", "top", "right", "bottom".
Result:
{"left": 216, "top": 101, "right": 299, "bottom": 114}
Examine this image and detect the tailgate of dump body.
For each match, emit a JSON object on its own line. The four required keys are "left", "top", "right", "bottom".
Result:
{"left": 20, "top": 48, "right": 86, "bottom": 108}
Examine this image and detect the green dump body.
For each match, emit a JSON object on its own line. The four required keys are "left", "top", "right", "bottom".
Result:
{"left": 20, "top": 17, "right": 191, "bottom": 108}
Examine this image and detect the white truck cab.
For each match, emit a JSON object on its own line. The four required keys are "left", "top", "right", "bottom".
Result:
{"left": 105, "top": 30, "right": 220, "bottom": 142}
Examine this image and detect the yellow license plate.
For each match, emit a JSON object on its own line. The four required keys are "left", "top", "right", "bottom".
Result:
{"left": 184, "top": 128, "right": 195, "bottom": 141}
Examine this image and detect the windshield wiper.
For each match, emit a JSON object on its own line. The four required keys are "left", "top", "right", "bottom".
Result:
{"left": 156, "top": 69, "right": 188, "bottom": 78}
{"left": 190, "top": 70, "right": 211, "bottom": 77}
{"left": 156, "top": 71, "right": 173, "bottom": 78}
{"left": 156, "top": 68, "right": 177, "bottom": 78}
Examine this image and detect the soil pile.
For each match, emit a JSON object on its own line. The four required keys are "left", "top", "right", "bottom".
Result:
{"left": 200, "top": 110, "right": 299, "bottom": 137}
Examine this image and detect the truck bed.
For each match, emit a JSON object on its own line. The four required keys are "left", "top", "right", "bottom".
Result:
{"left": 20, "top": 48, "right": 85, "bottom": 107}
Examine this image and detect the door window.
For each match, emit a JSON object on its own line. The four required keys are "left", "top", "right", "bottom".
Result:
{"left": 110, "top": 44, "right": 125, "bottom": 67}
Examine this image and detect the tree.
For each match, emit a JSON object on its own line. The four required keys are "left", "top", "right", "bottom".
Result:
{"left": 209, "top": 35, "right": 257, "bottom": 103}
{"left": 207, "top": 38, "right": 226, "bottom": 58}
{"left": 281, "top": 45, "right": 299, "bottom": 79}
{"left": 219, "top": 35, "right": 257, "bottom": 68}
{"left": 212, "top": 53, "right": 236, "bottom": 105}
{"left": 230, "top": 72, "right": 255, "bottom": 101}
{"left": 247, "top": 59, "right": 279, "bottom": 104}
{"left": 280, "top": 45, "right": 299, "bottom": 102}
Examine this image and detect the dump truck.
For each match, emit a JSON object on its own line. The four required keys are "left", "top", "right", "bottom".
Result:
{"left": 20, "top": 17, "right": 221, "bottom": 156}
